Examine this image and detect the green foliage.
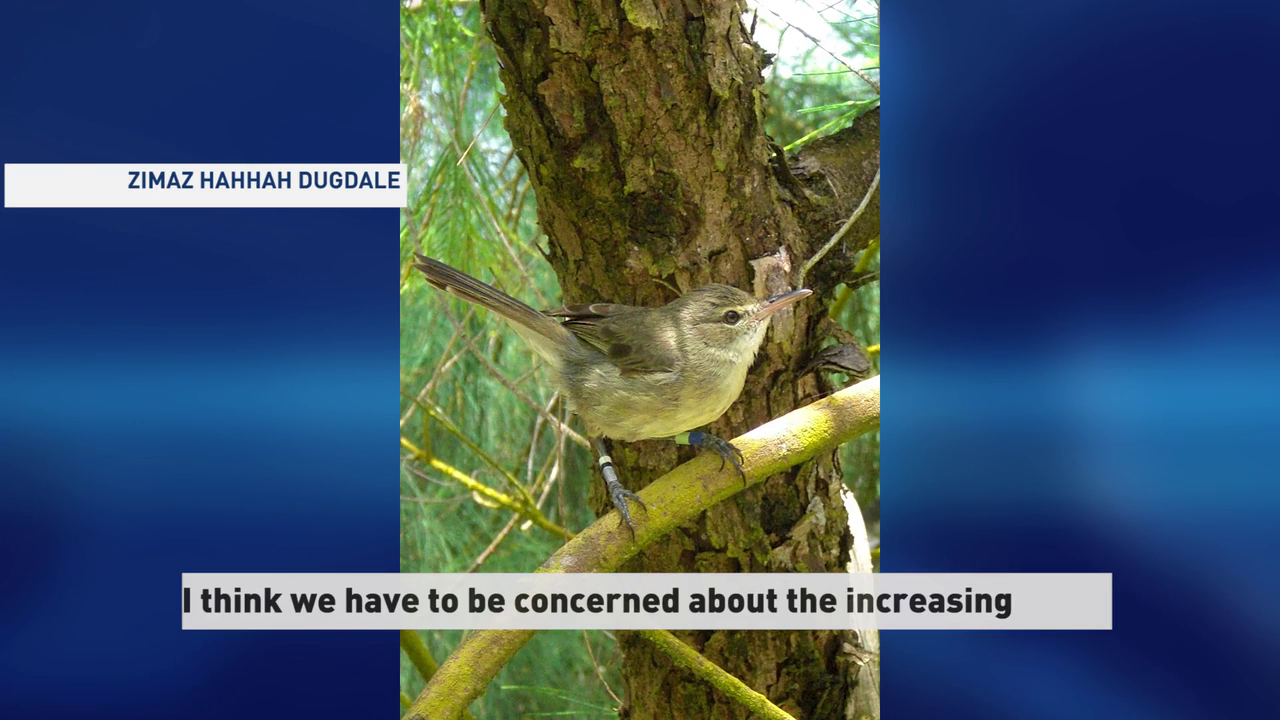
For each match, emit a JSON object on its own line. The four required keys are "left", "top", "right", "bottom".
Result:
{"left": 757, "top": 0, "right": 881, "bottom": 148}
{"left": 400, "top": 0, "right": 879, "bottom": 715}
{"left": 400, "top": 4, "right": 619, "bottom": 717}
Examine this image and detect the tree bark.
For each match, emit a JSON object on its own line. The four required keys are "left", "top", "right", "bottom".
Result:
{"left": 479, "top": 0, "right": 879, "bottom": 716}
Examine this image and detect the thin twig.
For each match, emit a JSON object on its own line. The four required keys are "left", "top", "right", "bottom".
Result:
{"left": 525, "top": 392, "right": 551, "bottom": 486}
{"left": 796, "top": 167, "right": 879, "bottom": 288}
{"left": 456, "top": 103, "right": 500, "bottom": 167}
{"left": 542, "top": 400, "right": 569, "bottom": 508}
{"left": 442, "top": 301, "right": 589, "bottom": 449}
{"left": 638, "top": 629, "right": 796, "bottom": 720}
{"left": 510, "top": 181, "right": 531, "bottom": 229}
{"left": 466, "top": 512, "right": 522, "bottom": 572}
{"left": 503, "top": 167, "right": 527, "bottom": 226}
{"left": 582, "top": 630, "right": 624, "bottom": 708}
{"left": 400, "top": 311, "right": 476, "bottom": 429}
{"left": 521, "top": 406, "right": 567, "bottom": 533}
{"left": 497, "top": 146, "right": 517, "bottom": 180}
{"left": 401, "top": 438, "right": 573, "bottom": 541}
{"left": 761, "top": 7, "right": 879, "bottom": 93}
{"left": 402, "top": 391, "right": 539, "bottom": 506}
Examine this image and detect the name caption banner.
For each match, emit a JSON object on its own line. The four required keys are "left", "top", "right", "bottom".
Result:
{"left": 4, "top": 163, "right": 407, "bottom": 208}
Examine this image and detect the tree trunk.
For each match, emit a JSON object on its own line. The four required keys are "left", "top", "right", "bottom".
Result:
{"left": 479, "top": 0, "right": 880, "bottom": 716}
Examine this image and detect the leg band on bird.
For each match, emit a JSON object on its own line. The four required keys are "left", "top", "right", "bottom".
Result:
{"left": 674, "top": 430, "right": 747, "bottom": 485}
{"left": 592, "top": 438, "right": 645, "bottom": 535}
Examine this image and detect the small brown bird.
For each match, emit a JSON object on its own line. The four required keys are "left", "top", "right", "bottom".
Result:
{"left": 413, "top": 254, "right": 811, "bottom": 533}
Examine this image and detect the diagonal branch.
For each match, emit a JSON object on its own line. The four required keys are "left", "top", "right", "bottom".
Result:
{"left": 797, "top": 166, "right": 880, "bottom": 288}
{"left": 400, "top": 630, "right": 477, "bottom": 720}
{"left": 401, "top": 438, "right": 574, "bottom": 542}
{"left": 405, "top": 375, "right": 880, "bottom": 720}
{"left": 638, "top": 629, "right": 796, "bottom": 720}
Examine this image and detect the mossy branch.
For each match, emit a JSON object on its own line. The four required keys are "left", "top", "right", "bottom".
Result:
{"left": 400, "top": 629, "right": 439, "bottom": 683}
{"left": 638, "top": 629, "right": 796, "bottom": 720}
{"left": 400, "top": 630, "right": 477, "bottom": 720}
{"left": 401, "top": 437, "right": 574, "bottom": 541}
{"left": 405, "top": 376, "right": 880, "bottom": 720}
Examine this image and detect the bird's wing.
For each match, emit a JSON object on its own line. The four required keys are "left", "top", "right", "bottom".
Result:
{"left": 545, "top": 303, "right": 680, "bottom": 376}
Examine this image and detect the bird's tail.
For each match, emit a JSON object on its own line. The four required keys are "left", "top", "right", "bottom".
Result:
{"left": 412, "top": 254, "right": 571, "bottom": 364}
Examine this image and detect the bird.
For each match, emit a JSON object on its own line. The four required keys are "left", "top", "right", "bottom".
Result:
{"left": 412, "top": 253, "right": 811, "bottom": 535}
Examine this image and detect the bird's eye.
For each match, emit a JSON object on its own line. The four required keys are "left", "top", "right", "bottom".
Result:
{"left": 722, "top": 310, "right": 742, "bottom": 325}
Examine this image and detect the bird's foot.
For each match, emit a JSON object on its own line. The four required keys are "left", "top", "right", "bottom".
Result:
{"left": 677, "top": 430, "right": 747, "bottom": 486}
{"left": 598, "top": 451, "right": 646, "bottom": 537}
{"left": 607, "top": 480, "right": 646, "bottom": 537}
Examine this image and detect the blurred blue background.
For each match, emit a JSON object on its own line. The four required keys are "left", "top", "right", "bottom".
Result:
{"left": 0, "top": 3, "right": 396, "bottom": 719}
{"left": 2, "top": 1, "right": 1278, "bottom": 719}
{"left": 885, "top": 1, "right": 1280, "bottom": 718}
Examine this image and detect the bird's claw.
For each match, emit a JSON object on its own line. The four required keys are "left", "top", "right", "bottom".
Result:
{"left": 594, "top": 438, "right": 646, "bottom": 539}
{"left": 705, "top": 435, "right": 747, "bottom": 486}
{"left": 607, "top": 482, "right": 646, "bottom": 538}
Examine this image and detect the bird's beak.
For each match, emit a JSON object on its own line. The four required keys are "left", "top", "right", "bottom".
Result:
{"left": 757, "top": 288, "right": 812, "bottom": 320}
